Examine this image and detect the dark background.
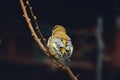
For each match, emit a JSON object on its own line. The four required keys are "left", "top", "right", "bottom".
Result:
{"left": 0, "top": 0, "right": 120, "bottom": 80}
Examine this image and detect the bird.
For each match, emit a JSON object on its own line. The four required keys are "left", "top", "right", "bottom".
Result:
{"left": 47, "top": 25, "right": 73, "bottom": 63}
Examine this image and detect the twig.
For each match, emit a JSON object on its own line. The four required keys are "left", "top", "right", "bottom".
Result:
{"left": 26, "top": 0, "right": 46, "bottom": 41}
{"left": 19, "top": 0, "right": 50, "bottom": 57}
{"left": 19, "top": 0, "right": 78, "bottom": 80}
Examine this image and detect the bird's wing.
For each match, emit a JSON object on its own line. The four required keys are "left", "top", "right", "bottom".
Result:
{"left": 52, "top": 38, "right": 64, "bottom": 49}
{"left": 66, "top": 40, "right": 73, "bottom": 54}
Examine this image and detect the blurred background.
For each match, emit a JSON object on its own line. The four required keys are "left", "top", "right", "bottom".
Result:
{"left": 0, "top": 0, "right": 120, "bottom": 80}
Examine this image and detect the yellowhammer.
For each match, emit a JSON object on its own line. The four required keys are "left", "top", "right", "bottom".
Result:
{"left": 47, "top": 25, "right": 73, "bottom": 62}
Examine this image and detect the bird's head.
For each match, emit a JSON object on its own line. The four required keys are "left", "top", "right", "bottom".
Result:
{"left": 52, "top": 25, "right": 66, "bottom": 34}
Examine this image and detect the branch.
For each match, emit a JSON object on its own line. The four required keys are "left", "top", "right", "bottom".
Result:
{"left": 19, "top": 0, "right": 78, "bottom": 80}
{"left": 19, "top": 0, "right": 49, "bottom": 57}
{"left": 26, "top": 0, "right": 46, "bottom": 44}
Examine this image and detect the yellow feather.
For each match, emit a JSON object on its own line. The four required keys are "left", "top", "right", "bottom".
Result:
{"left": 61, "top": 47, "right": 66, "bottom": 54}
{"left": 62, "top": 39, "right": 66, "bottom": 47}
{"left": 52, "top": 25, "right": 71, "bottom": 40}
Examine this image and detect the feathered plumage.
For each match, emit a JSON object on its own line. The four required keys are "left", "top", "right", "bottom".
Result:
{"left": 47, "top": 25, "right": 73, "bottom": 61}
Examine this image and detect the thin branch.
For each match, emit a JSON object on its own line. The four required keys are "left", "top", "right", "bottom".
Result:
{"left": 26, "top": 0, "right": 46, "bottom": 44}
{"left": 19, "top": 0, "right": 78, "bottom": 80}
{"left": 19, "top": 0, "right": 49, "bottom": 57}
